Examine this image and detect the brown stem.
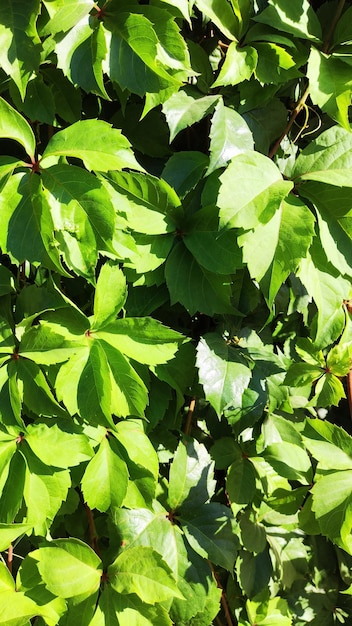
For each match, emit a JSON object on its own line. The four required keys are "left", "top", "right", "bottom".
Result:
{"left": 184, "top": 397, "right": 196, "bottom": 436}
{"left": 347, "top": 369, "right": 352, "bottom": 421}
{"left": 268, "top": 85, "right": 310, "bottom": 159}
{"left": 7, "top": 543, "right": 13, "bottom": 573}
{"left": 322, "top": 0, "right": 346, "bottom": 54}
{"left": 209, "top": 562, "right": 233, "bottom": 626}
{"left": 83, "top": 501, "right": 101, "bottom": 557}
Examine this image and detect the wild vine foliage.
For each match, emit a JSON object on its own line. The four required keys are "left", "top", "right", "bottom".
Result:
{"left": 0, "top": 0, "right": 352, "bottom": 624}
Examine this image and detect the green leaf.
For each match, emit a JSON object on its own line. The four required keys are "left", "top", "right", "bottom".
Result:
{"left": 207, "top": 99, "right": 253, "bottom": 174}
{"left": 42, "top": 0, "right": 94, "bottom": 36}
{"left": 180, "top": 503, "right": 238, "bottom": 571}
{"left": 0, "top": 590, "right": 44, "bottom": 625}
{"left": 25, "top": 421, "right": 93, "bottom": 468}
{"left": 105, "top": 11, "right": 180, "bottom": 98}
{"left": 297, "top": 240, "right": 350, "bottom": 347}
{"left": 183, "top": 207, "right": 242, "bottom": 275}
{"left": 109, "top": 546, "right": 183, "bottom": 603}
{"left": 0, "top": 96, "right": 36, "bottom": 159}
{"left": 81, "top": 435, "right": 128, "bottom": 512}
{"left": 262, "top": 442, "right": 312, "bottom": 483}
{"left": 310, "top": 471, "right": 352, "bottom": 554}
{"left": 22, "top": 447, "right": 71, "bottom": 535}
{"left": 113, "top": 592, "right": 172, "bottom": 626}
{"left": 41, "top": 120, "right": 142, "bottom": 172}
{"left": 102, "top": 170, "right": 182, "bottom": 235}
{"left": 292, "top": 125, "right": 352, "bottom": 185}
{"left": 168, "top": 439, "right": 216, "bottom": 511}
{"left": 0, "top": 0, "right": 41, "bottom": 99}
{"left": 92, "top": 263, "right": 127, "bottom": 330}
{"left": 0, "top": 523, "right": 32, "bottom": 551}
{"left": 0, "top": 267, "right": 15, "bottom": 298}
{"left": 254, "top": 0, "right": 322, "bottom": 42}
{"left": 77, "top": 340, "right": 113, "bottom": 426}
{"left": 41, "top": 164, "right": 115, "bottom": 279}
{"left": 96, "top": 317, "right": 184, "bottom": 365}
{"left": 218, "top": 151, "right": 293, "bottom": 230}
{"left": 38, "top": 538, "right": 103, "bottom": 598}
{"left": 162, "top": 89, "right": 219, "bottom": 142}
{"left": 227, "top": 457, "right": 256, "bottom": 507}
{"left": 303, "top": 419, "right": 352, "bottom": 470}
{"left": 253, "top": 42, "right": 298, "bottom": 85}
{"left": 55, "top": 18, "right": 109, "bottom": 98}
{"left": 165, "top": 241, "right": 235, "bottom": 316}
{"left": 112, "top": 507, "right": 181, "bottom": 575}
{"left": 196, "top": 333, "right": 252, "bottom": 417}
{"left": 162, "top": 151, "right": 209, "bottom": 199}
{"left": 213, "top": 42, "right": 257, "bottom": 87}
{"left": 16, "top": 357, "right": 68, "bottom": 419}
{"left": 0, "top": 172, "right": 66, "bottom": 274}
{"left": 194, "top": 0, "right": 240, "bottom": 40}
{"left": 307, "top": 48, "right": 352, "bottom": 130}
{"left": 239, "top": 195, "right": 315, "bottom": 306}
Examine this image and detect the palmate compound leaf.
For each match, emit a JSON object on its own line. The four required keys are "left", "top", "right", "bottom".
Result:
{"left": 0, "top": 0, "right": 41, "bottom": 100}
{"left": 196, "top": 333, "right": 252, "bottom": 417}
{"left": 108, "top": 546, "right": 184, "bottom": 604}
{"left": 0, "top": 96, "right": 36, "bottom": 159}
{"left": 239, "top": 195, "right": 315, "bottom": 306}
{"left": 217, "top": 151, "right": 293, "bottom": 230}
{"left": 37, "top": 538, "right": 103, "bottom": 598}
{"left": 41, "top": 164, "right": 116, "bottom": 280}
{"left": 40, "top": 120, "right": 143, "bottom": 172}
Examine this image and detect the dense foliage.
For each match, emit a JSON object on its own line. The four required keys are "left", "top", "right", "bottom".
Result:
{"left": 0, "top": 0, "right": 352, "bottom": 624}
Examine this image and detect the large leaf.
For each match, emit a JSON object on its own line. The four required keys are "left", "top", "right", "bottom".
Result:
{"left": 95, "top": 317, "right": 184, "bottom": 365}
{"left": 108, "top": 546, "right": 183, "bottom": 603}
{"left": 0, "top": 172, "right": 66, "bottom": 274}
{"left": 196, "top": 333, "right": 252, "bottom": 417}
{"left": 41, "top": 164, "right": 116, "bottom": 279}
{"left": 38, "top": 538, "right": 103, "bottom": 598}
{"left": 165, "top": 241, "right": 235, "bottom": 316}
{"left": 179, "top": 503, "right": 238, "bottom": 571}
{"left": 207, "top": 99, "right": 254, "bottom": 174}
{"left": 194, "top": 0, "right": 239, "bottom": 40}
{"left": 101, "top": 170, "right": 182, "bottom": 235}
{"left": 310, "top": 471, "right": 352, "bottom": 554}
{"left": 307, "top": 48, "right": 352, "bottom": 130}
{"left": 218, "top": 151, "right": 293, "bottom": 230}
{"left": 0, "top": 590, "right": 45, "bottom": 625}
{"left": 25, "top": 421, "right": 93, "bottom": 469}
{"left": 0, "top": 97, "right": 36, "bottom": 159}
{"left": 42, "top": 0, "right": 94, "bottom": 36}
{"left": 168, "top": 439, "right": 216, "bottom": 511}
{"left": 0, "top": 0, "right": 41, "bottom": 99}
{"left": 41, "top": 120, "right": 142, "bottom": 172}
{"left": 239, "top": 195, "right": 315, "bottom": 306}
{"left": 81, "top": 435, "right": 128, "bottom": 512}
{"left": 254, "top": 0, "right": 322, "bottom": 42}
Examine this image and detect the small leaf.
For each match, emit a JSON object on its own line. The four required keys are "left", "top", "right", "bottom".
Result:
{"left": 162, "top": 89, "right": 219, "bottom": 142}
{"left": 0, "top": 97, "right": 36, "bottom": 159}
{"left": 168, "top": 439, "right": 216, "bottom": 511}
{"left": 213, "top": 42, "right": 257, "bottom": 87}
{"left": 92, "top": 262, "right": 127, "bottom": 330}
{"left": 0, "top": 523, "right": 32, "bottom": 551}
{"left": 109, "top": 546, "right": 183, "bottom": 604}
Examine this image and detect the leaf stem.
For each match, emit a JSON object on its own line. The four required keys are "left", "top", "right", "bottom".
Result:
{"left": 7, "top": 543, "right": 13, "bottom": 573}
{"left": 347, "top": 369, "right": 352, "bottom": 421}
{"left": 322, "top": 0, "right": 346, "bottom": 54}
{"left": 209, "top": 561, "right": 233, "bottom": 626}
{"left": 184, "top": 397, "right": 196, "bottom": 436}
{"left": 268, "top": 84, "right": 310, "bottom": 159}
